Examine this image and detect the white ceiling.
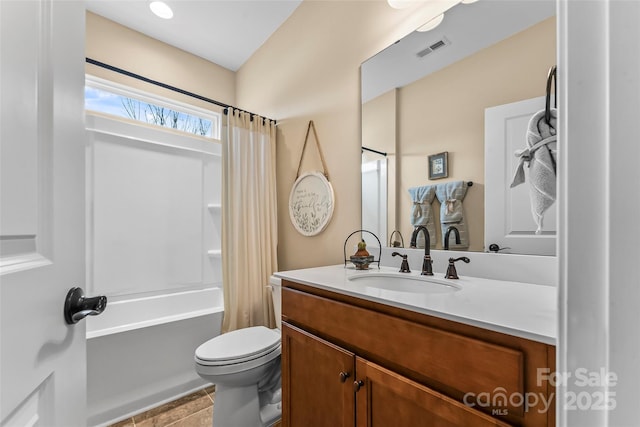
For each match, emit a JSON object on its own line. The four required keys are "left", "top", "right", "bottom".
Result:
{"left": 86, "top": 0, "right": 555, "bottom": 95}
{"left": 362, "top": 0, "right": 556, "bottom": 103}
{"left": 85, "top": 0, "right": 302, "bottom": 71}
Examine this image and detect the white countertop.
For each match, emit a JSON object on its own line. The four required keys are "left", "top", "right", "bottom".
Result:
{"left": 275, "top": 265, "right": 557, "bottom": 345}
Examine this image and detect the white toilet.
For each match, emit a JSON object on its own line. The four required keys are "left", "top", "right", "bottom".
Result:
{"left": 195, "top": 276, "right": 283, "bottom": 427}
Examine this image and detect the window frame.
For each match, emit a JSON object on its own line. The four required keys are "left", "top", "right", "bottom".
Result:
{"left": 85, "top": 75, "right": 221, "bottom": 140}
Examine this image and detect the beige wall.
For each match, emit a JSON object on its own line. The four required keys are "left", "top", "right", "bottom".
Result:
{"left": 397, "top": 17, "right": 556, "bottom": 251}
{"left": 85, "top": 12, "right": 235, "bottom": 111}
{"left": 236, "top": 0, "right": 459, "bottom": 270}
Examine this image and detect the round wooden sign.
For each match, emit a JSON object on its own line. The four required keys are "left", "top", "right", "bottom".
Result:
{"left": 288, "top": 171, "right": 335, "bottom": 236}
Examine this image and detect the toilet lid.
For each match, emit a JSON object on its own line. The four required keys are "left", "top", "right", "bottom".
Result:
{"left": 195, "top": 326, "right": 281, "bottom": 364}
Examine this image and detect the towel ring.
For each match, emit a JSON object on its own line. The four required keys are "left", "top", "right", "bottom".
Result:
{"left": 545, "top": 65, "right": 557, "bottom": 125}
{"left": 389, "top": 230, "right": 404, "bottom": 248}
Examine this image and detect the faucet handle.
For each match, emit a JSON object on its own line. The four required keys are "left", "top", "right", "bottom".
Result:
{"left": 444, "top": 257, "right": 470, "bottom": 279}
{"left": 391, "top": 252, "right": 411, "bottom": 273}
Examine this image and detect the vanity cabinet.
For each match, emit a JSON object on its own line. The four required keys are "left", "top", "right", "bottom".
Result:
{"left": 281, "top": 280, "right": 555, "bottom": 427}
{"left": 282, "top": 323, "right": 354, "bottom": 426}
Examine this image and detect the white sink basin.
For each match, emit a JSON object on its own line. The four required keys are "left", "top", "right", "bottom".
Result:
{"left": 347, "top": 272, "right": 461, "bottom": 295}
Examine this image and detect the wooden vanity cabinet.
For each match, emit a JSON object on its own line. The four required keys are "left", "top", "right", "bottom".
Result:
{"left": 282, "top": 323, "right": 354, "bottom": 427}
{"left": 281, "top": 279, "right": 556, "bottom": 427}
{"left": 282, "top": 323, "right": 508, "bottom": 427}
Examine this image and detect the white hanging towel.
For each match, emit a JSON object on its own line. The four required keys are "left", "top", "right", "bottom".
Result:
{"left": 435, "top": 181, "right": 469, "bottom": 249}
{"left": 407, "top": 185, "right": 436, "bottom": 248}
{"left": 511, "top": 108, "right": 557, "bottom": 234}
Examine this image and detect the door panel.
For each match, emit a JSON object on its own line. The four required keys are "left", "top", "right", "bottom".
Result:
{"left": 1, "top": 1, "right": 86, "bottom": 425}
{"left": 282, "top": 323, "right": 355, "bottom": 427}
{"left": 485, "top": 96, "right": 557, "bottom": 255}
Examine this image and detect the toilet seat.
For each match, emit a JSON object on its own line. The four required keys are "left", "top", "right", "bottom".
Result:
{"left": 195, "top": 326, "right": 281, "bottom": 366}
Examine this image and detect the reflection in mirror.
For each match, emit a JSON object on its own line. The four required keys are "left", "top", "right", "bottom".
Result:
{"left": 361, "top": 0, "right": 556, "bottom": 255}
{"left": 362, "top": 147, "right": 388, "bottom": 246}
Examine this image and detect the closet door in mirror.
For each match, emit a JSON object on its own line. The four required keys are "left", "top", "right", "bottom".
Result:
{"left": 485, "top": 96, "right": 557, "bottom": 256}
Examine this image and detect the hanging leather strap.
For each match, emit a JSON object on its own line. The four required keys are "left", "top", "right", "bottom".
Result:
{"left": 295, "top": 120, "right": 330, "bottom": 180}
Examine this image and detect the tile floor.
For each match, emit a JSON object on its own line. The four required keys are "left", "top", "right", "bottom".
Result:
{"left": 109, "top": 387, "right": 282, "bottom": 427}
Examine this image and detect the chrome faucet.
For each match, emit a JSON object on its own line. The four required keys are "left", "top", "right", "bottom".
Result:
{"left": 391, "top": 252, "right": 411, "bottom": 273}
{"left": 444, "top": 226, "right": 461, "bottom": 250}
{"left": 410, "top": 226, "right": 433, "bottom": 276}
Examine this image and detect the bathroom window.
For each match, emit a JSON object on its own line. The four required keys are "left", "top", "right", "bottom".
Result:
{"left": 85, "top": 75, "right": 221, "bottom": 140}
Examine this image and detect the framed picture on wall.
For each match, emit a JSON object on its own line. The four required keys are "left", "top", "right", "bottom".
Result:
{"left": 428, "top": 151, "right": 448, "bottom": 180}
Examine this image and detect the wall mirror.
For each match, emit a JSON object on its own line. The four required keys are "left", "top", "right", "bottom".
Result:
{"left": 361, "top": 0, "right": 557, "bottom": 255}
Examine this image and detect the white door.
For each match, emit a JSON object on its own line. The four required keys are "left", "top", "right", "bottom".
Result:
{"left": 361, "top": 159, "right": 387, "bottom": 246}
{"left": 484, "top": 96, "right": 557, "bottom": 256}
{"left": 1, "top": 1, "right": 89, "bottom": 426}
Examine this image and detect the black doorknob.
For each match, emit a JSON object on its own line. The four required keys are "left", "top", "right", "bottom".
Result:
{"left": 64, "top": 287, "right": 107, "bottom": 325}
{"left": 488, "top": 244, "right": 511, "bottom": 253}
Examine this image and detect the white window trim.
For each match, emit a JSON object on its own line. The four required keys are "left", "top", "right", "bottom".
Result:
{"left": 85, "top": 74, "right": 221, "bottom": 140}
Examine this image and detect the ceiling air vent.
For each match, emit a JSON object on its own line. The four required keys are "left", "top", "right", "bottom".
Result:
{"left": 416, "top": 37, "right": 450, "bottom": 58}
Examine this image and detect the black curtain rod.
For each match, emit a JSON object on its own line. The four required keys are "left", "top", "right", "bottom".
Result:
{"left": 86, "top": 57, "right": 275, "bottom": 124}
{"left": 362, "top": 146, "right": 387, "bottom": 157}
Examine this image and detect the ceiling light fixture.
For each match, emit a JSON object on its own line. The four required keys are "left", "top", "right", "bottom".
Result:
{"left": 416, "top": 13, "right": 444, "bottom": 32}
{"left": 387, "top": 0, "right": 418, "bottom": 9}
{"left": 150, "top": 1, "right": 173, "bottom": 19}
{"left": 461, "top": 0, "right": 479, "bottom": 4}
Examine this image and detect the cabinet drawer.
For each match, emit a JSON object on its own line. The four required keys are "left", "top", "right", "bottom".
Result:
{"left": 283, "top": 286, "right": 525, "bottom": 417}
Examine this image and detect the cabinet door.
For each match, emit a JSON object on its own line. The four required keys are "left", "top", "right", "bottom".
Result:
{"left": 355, "top": 357, "right": 513, "bottom": 427}
{"left": 282, "top": 323, "right": 355, "bottom": 427}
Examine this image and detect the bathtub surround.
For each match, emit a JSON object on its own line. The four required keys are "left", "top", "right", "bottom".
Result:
{"left": 84, "top": 94, "right": 224, "bottom": 424}
{"left": 221, "top": 109, "right": 278, "bottom": 332}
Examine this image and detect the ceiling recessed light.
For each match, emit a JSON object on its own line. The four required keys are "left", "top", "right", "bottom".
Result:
{"left": 387, "top": 0, "right": 417, "bottom": 9}
{"left": 150, "top": 1, "right": 173, "bottom": 19}
{"left": 416, "top": 14, "right": 444, "bottom": 32}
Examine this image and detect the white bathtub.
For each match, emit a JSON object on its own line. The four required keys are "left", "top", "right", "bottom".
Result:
{"left": 87, "top": 287, "right": 224, "bottom": 426}
{"left": 86, "top": 287, "right": 224, "bottom": 338}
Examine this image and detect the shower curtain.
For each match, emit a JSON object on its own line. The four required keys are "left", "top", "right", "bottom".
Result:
{"left": 221, "top": 109, "right": 278, "bottom": 332}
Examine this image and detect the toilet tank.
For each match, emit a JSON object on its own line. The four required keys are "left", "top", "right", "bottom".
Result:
{"left": 269, "top": 276, "right": 282, "bottom": 329}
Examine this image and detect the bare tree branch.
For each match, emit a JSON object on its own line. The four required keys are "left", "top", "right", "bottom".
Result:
{"left": 121, "top": 97, "right": 142, "bottom": 120}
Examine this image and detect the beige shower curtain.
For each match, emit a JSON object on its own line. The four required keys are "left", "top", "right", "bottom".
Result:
{"left": 221, "top": 109, "right": 278, "bottom": 332}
